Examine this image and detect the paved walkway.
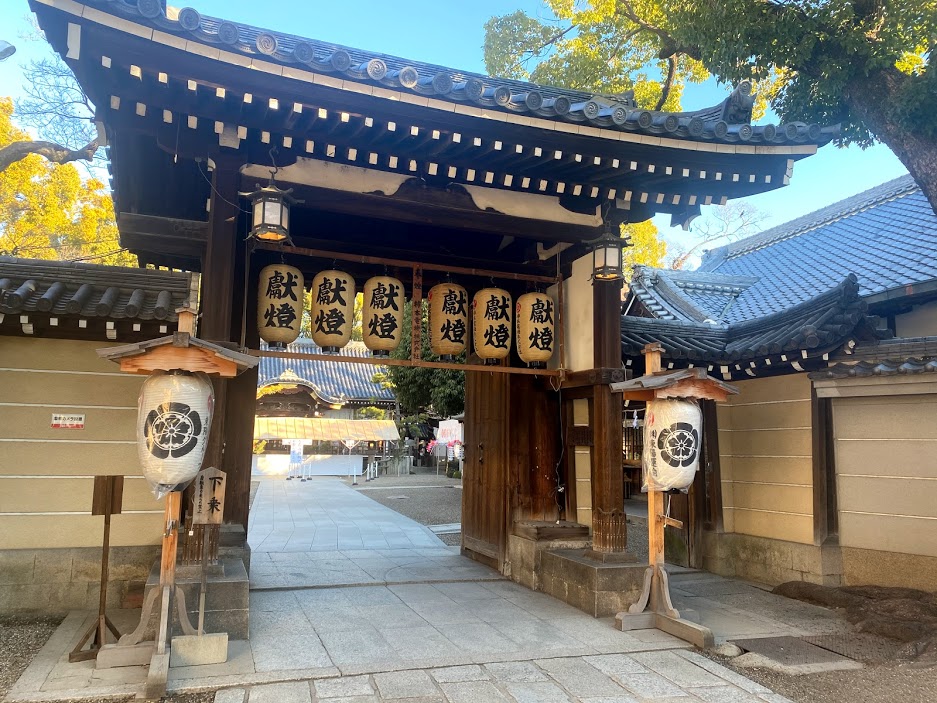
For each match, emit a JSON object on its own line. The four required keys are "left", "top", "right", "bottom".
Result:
{"left": 248, "top": 478, "right": 495, "bottom": 589}
{"left": 6, "top": 477, "right": 821, "bottom": 702}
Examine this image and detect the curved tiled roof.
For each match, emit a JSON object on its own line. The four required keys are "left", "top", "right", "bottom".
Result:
{"left": 812, "top": 337, "right": 937, "bottom": 379}
{"left": 0, "top": 256, "right": 193, "bottom": 321}
{"left": 70, "top": 0, "right": 836, "bottom": 147}
{"left": 694, "top": 175, "right": 936, "bottom": 323}
{"left": 621, "top": 275, "right": 883, "bottom": 365}
{"left": 258, "top": 339, "right": 395, "bottom": 405}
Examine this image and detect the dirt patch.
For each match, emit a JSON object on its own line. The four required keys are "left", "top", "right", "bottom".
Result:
{"left": 774, "top": 582, "right": 937, "bottom": 664}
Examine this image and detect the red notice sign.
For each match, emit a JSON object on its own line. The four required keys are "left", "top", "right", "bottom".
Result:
{"left": 51, "top": 413, "right": 85, "bottom": 429}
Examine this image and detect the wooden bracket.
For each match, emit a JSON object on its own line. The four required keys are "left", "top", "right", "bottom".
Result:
{"left": 615, "top": 484, "right": 714, "bottom": 649}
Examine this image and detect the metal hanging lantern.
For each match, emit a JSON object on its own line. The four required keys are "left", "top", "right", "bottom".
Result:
{"left": 642, "top": 398, "right": 702, "bottom": 492}
{"left": 592, "top": 222, "right": 625, "bottom": 282}
{"left": 516, "top": 292, "right": 555, "bottom": 369}
{"left": 428, "top": 283, "right": 468, "bottom": 361}
{"left": 258, "top": 264, "right": 304, "bottom": 349}
{"left": 472, "top": 287, "right": 513, "bottom": 365}
{"left": 363, "top": 275, "right": 403, "bottom": 357}
{"left": 246, "top": 183, "right": 294, "bottom": 244}
{"left": 310, "top": 269, "right": 355, "bottom": 353}
{"left": 137, "top": 371, "right": 214, "bottom": 499}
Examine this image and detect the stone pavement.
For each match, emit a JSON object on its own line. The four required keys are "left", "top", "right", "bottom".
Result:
{"left": 248, "top": 478, "right": 495, "bottom": 589}
{"left": 208, "top": 650, "right": 792, "bottom": 703}
{"left": 6, "top": 477, "right": 831, "bottom": 702}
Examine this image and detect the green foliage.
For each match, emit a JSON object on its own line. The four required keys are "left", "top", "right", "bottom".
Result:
{"left": 374, "top": 301, "right": 465, "bottom": 418}
{"left": 664, "top": 0, "right": 936, "bottom": 146}
{"left": 0, "top": 98, "right": 130, "bottom": 265}
{"left": 484, "top": 1, "right": 937, "bottom": 208}
{"left": 356, "top": 405, "right": 387, "bottom": 420}
{"left": 484, "top": 1, "right": 709, "bottom": 110}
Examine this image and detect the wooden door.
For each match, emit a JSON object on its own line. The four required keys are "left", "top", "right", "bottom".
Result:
{"left": 461, "top": 370, "right": 510, "bottom": 570}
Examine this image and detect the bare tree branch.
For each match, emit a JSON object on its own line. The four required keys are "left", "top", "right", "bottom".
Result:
{"left": 0, "top": 138, "right": 99, "bottom": 172}
{"left": 655, "top": 56, "right": 677, "bottom": 111}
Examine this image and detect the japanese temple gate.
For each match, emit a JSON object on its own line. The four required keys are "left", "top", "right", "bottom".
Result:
{"left": 31, "top": 0, "right": 831, "bottom": 583}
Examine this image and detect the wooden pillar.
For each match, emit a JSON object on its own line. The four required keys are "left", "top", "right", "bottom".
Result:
{"left": 198, "top": 156, "right": 253, "bottom": 531}
{"left": 591, "top": 278, "right": 626, "bottom": 552}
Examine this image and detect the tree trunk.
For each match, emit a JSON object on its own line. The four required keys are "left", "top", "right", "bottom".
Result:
{"left": 844, "top": 68, "right": 937, "bottom": 215}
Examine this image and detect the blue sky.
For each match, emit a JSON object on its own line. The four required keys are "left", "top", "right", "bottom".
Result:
{"left": 0, "top": 0, "right": 909, "bottom": 260}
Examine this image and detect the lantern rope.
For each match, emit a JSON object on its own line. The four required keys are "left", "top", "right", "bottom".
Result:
{"left": 196, "top": 158, "right": 252, "bottom": 216}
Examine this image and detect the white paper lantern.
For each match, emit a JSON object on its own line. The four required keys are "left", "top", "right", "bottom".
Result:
{"left": 472, "top": 287, "right": 513, "bottom": 365}
{"left": 137, "top": 371, "right": 214, "bottom": 498}
{"left": 642, "top": 399, "right": 702, "bottom": 492}
{"left": 258, "top": 264, "right": 304, "bottom": 349}
{"left": 428, "top": 283, "right": 468, "bottom": 360}
{"left": 363, "top": 276, "right": 404, "bottom": 357}
{"left": 516, "top": 292, "right": 555, "bottom": 368}
{"left": 310, "top": 269, "right": 355, "bottom": 353}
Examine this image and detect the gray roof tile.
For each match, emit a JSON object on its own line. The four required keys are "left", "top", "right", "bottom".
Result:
{"left": 258, "top": 339, "right": 395, "bottom": 405}
{"left": 692, "top": 175, "right": 935, "bottom": 323}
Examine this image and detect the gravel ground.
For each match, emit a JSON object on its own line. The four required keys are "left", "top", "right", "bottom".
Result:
{"left": 0, "top": 614, "right": 63, "bottom": 699}
{"left": 0, "top": 615, "right": 214, "bottom": 703}
{"left": 707, "top": 653, "right": 937, "bottom": 703}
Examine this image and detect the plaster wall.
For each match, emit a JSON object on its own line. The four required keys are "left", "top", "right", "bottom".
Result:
{"left": 572, "top": 398, "right": 592, "bottom": 528}
{"left": 552, "top": 254, "right": 594, "bottom": 373}
{"left": 895, "top": 299, "right": 937, "bottom": 337}
{"left": 716, "top": 374, "right": 815, "bottom": 545}
{"left": 831, "top": 394, "right": 937, "bottom": 589}
{"left": 0, "top": 337, "right": 162, "bottom": 612}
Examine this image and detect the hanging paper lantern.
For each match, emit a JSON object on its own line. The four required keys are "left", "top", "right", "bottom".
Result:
{"left": 472, "top": 287, "right": 513, "bottom": 365}
{"left": 258, "top": 264, "right": 304, "bottom": 349}
{"left": 310, "top": 269, "right": 355, "bottom": 353}
{"left": 516, "top": 292, "right": 555, "bottom": 369}
{"left": 363, "top": 276, "right": 404, "bottom": 357}
{"left": 642, "top": 399, "right": 702, "bottom": 492}
{"left": 137, "top": 371, "right": 214, "bottom": 498}
{"left": 428, "top": 283, "right": 469, "bottom": 360}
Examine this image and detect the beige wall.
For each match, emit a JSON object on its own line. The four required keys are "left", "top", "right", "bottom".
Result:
{"left": 716, "top": 374, "right": 815, "bottom": 545}
{"left": 832, "top": 394, "right": 937, "bottom": 560}
{"left": 572, "top": 398, "right": 592, "bottom": 528}
{"left": 895, "top": 300, "right": 937, "bottom": 338}
{"left": 0, "top": 338, "right": 163, "bottom": 549}
{"left": 551, "top": 254, "right": 594, "bottom": 373}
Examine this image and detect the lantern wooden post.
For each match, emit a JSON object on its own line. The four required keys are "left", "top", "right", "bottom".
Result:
{"left": 96, "top": 334, "right": 258, "bottom": 696}
{"left": 610, "top": 342, "right": 737, "bottom": 648}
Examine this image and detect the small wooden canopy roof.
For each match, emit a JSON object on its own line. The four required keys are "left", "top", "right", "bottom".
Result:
{"left": 98, "top": 331, "right": 259, "bottom": 377}
{"left": 611, "top": 367, "right": 738, "bottom": 402}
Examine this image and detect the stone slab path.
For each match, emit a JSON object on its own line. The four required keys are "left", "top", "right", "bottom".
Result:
{"left": 6, "top": 478, "right": 816, "bottom": 702}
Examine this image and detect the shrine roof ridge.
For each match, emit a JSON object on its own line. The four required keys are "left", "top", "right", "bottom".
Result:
{"left": 0, "top": 255, "right": 194, "bottom": 322}
{"left": 621, "top": 274, "right": 886, "bottom": 366}
{"left": 49, "top": 0, "right": 836, "bottom": 147}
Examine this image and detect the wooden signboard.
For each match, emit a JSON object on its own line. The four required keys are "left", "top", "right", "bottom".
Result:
{"left": 192, "top": 467, "right": 226, "bottom": 525}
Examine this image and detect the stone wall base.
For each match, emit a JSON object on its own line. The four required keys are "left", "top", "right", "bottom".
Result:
{"left": 0, "top": 546, "right": 160, "bottom": 614}
{"left": 841, "top": 547, "right": 937, "bottom": 592}
{"left": 506, "top": 528, "right": 645, "bottom": 617}
{"left": 700, "top": 531, "right": 842, "bottom": 587}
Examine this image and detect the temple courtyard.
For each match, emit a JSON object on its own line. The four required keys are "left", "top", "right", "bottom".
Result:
{"left": 3, "top": 477, "right": 887, "bottom": 703}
